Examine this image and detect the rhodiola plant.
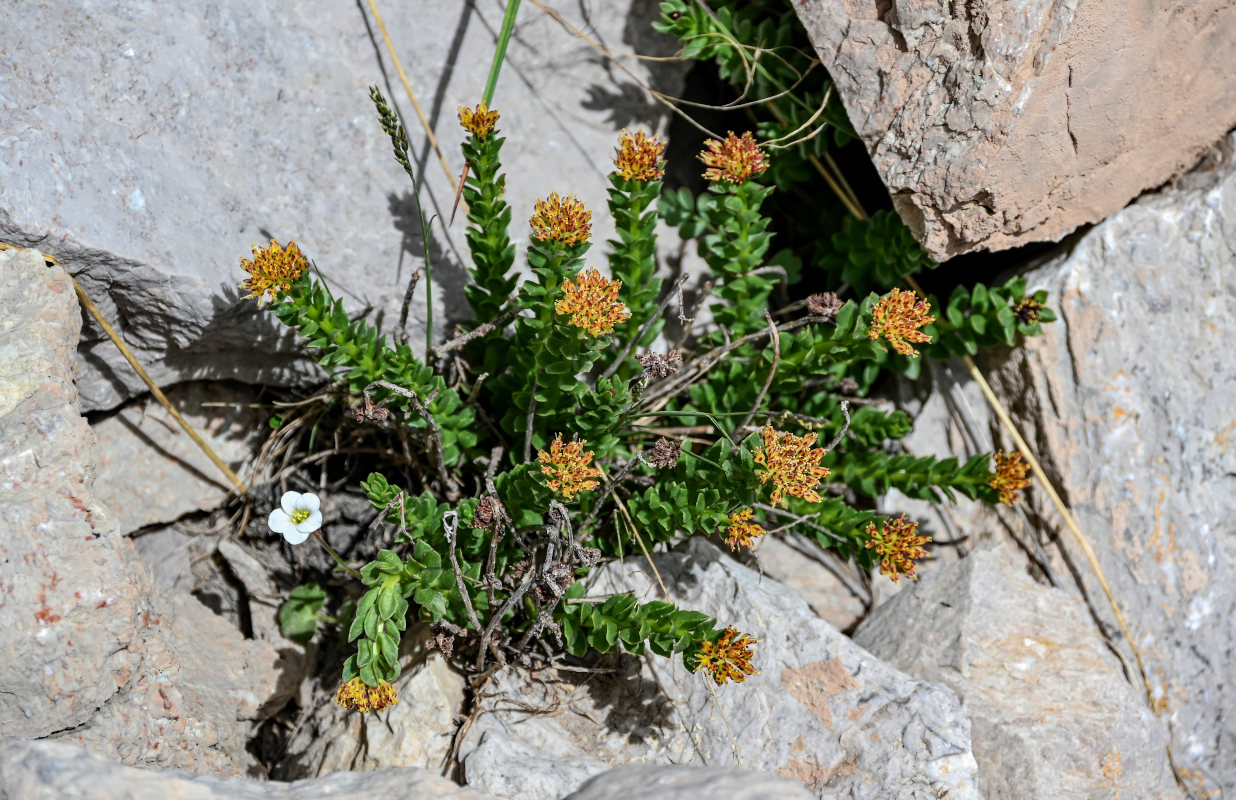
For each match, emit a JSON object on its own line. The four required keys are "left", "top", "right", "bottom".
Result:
{"left": 241, "top": 78, "right": 1046, "bottom": 713}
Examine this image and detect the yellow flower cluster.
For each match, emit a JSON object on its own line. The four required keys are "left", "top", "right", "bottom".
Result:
{"left": 989, "top": 450, "right": 1031, "bottom": 505}
{"left": 334, "top": 677, "right": 398, "bottom": 713}
{"left": 723, "top": 508, "right": 766, "bottom": 551}
{"left": 867, "top": 288, "right": 935, "bottom": 357}
{"left": 458, "top": 101, "right": 500, "bottom": 138}
{"left": 699, "top": 131, "right": 769, "bottom": 184}
{"left": 238, "top": 239, "right": 309, "bottom": 306}
{"left": 694, "top": 627, "right": 758, "bottom": 685}
{"left": 753, "top": 426, "right": 830, "bottom": 507}
{"left": 613, "top": 130, "right": 666, "bottom": 182}
{"left": 865, "top": 515, "right": 931, "bottom": 583}
{"left": 537, "top": 434, "right": 602, "bottom": 499}
{"left": 530, "top": 192, "right": 592, "bottom": 246}
{"left": 554, "top": 268, "right": 631, "bottom": 336}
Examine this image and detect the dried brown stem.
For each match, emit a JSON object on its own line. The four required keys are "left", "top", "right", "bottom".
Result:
{"left": 600, "top": 275, "right": 689, "bottom": 381}
{"left": 397, "top": 269, "right": 421, "bottom": 345}
{"left": 362, "top": 380, "right": 460, "bottom": 500}
{"left": 442, "top": 510, "right": 482, "bottom": 634}
{"left": 738, "top": 311, "right": 780, "bottom": 432}
{"left": 432, "top": 306, "right": 519, "bottom": 359}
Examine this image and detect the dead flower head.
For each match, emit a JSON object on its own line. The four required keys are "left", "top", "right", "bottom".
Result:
{"left": 865, "top": 515, "right": 931, "bottom": 583}
{"left": 753, "top": 426, "right": 831, "bottom": 507}
{"left": 805, "top": 291, "right": 843, "bottom": 320}
{"left": 613, "top": 130, "right": 666, "bottom": 182}
{"left": 472, "top": 495, "right": 510, "bottom": 532}
{"left": 238, "top": 239, "right": 309, "bottom": 306}
{"left": 648, "top": 437, "right": 682, "bottom": 469}
{"left": 334, "top": 677, "right": 398, "bottom": 713}
{"left": 530, "top": 192, "right": 592, "bottom": 246}
{"left": 537, "top": 433, "right": 602, "bottom": 500}
{"left": 699, "top": 131, "right": 769, "bottom": 184}
{"left": 457, "top": 101, "right": 499, "bottom": 138}
{"left": 637, "top": 350, "right": 682, "bottom": 381}
{"left": 555, "top": 268, "right": 631, "bottom": 336}
{"left": 868, "top": 288, "right": 935, "bottom": 357}
{"left": 723, "top": 508, "right": 766, "bottom": 551}
{"left": 693, "top": 627, "right": 758, "bottom": 685}
{"left": 989, "top": 450, "right": 1031, "bottom": 505}
{"left": 427, "top": 626, "right": 456, "bottom": 658}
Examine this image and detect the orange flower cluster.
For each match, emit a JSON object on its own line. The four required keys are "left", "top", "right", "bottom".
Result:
{"left": 537, "top": 434, "right": 602, "bottom": 499}
{"left": 989, "top": 450, "right": 1031, "bottom": 505}
{"left": 457, "top": 101, "right": 500, "bottom": 138}
{"left": 867, "top": 288, "right": 935, "bottom": 357}
{"left": 694, "top": 627, "right": 758, "bottom": 685}
{"left": 238, "top": 239, "right": 309, "bottom": 306}
{"left": 530, "top": 192, "right": 592, "bottom": 246}
{"left": 865, "top": 515, "right": 931, "bottom": 583}
{"left": 699, "top": 131, "right": 769, "bottom": 184}
{"left": 334, "top": 677, "right": 398, "bottom": 713}
{"left": 723, "top": 508, "right": 766, "bottom": 551}
{"left": 554, "top": 268, "right": 631, "bottom": 336}
{"left": 613, "top": 130, "right": 666, "bottom": 182}
{"left": 753, "top": 426, "right": 830, "bottom": 507}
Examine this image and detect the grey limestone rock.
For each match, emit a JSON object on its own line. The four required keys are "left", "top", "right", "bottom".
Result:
{"left": 854, "top": 544, "right": 1183, "bottom": 799}
{"left": 459, "top": 537, "right": 981, "bottom": 800}
{"left": 794, "top": 0, "right": 1236, "bottom": 260}
{"left": 0, "top": 739, "right": 492, "bottom": 800}
{"left": 0, "top": 0, "right": 684, "bottom": 412}
{"left": 561, "top": 764, "right": 814, "bottom": 800}
{"left": 891, "top": 135, "right": 1236, "bottom": 796}
{"left": 0, "top": 248, "right": 294, "bottom": 776}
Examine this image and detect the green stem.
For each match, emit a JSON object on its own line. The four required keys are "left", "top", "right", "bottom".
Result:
{"left": 483, "top": 0, "right": 523, "bottom": 105}
{"left": 313, "top": 530, "right": 363, "bottom": 579}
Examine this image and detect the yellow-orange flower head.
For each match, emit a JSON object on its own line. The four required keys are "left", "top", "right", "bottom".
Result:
{"left": 865, "top": 515, "right": 931, "bottom": 583}
{"left": 458, "top": 101, "right": 500, "bottom": 138}
{"left": 868, "top": 288, "right": 935, "bottom": 357}
{"left": 554, "top": 268, "right": 631, "bottom": 337}
{"left": 530, "top": 192, "right": 592, "bottom": 246}
{"left": 753, "top": 426, "right": 830, "bottom": 507}
{"left": 699, "top": 131, "right": 769, "bottom": 184}
{"left": 723, "top": 508, "right": 766, "bottom": 551}
{"left": 238, "top": 239, "right": 309, "bottom": 306}
{"left": 989, "top": 450, "right": 1031, "bottom": 505}
{"left": 613, "top": 130, "right": 666, "bottom": 182}
{"left": 693, "top": 627, "right": 758, "bottom": 685}
{"left": 334, "top": 677, "right": 398, "bottom": 713}
{"left": 537, "top": 434, "right": 602, "bottom": 500}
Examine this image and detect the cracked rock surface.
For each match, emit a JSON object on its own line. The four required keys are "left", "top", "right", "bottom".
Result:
{"left": 458, "top": 538, "right": 981, "bottom": 800}
{"left": 0, "top": 247, "right": 291, "bottom": 776}
{"left": 795, "top": 0, "right": 1236, "bottom": 260}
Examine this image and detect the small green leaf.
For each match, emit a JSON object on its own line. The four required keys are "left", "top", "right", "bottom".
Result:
{"left": 278, "top": 583, "right": 326, "bottom": 645}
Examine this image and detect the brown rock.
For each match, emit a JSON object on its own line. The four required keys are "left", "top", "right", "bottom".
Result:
{"left": 795, "top": 1, "right": 1236, "bottom": 260}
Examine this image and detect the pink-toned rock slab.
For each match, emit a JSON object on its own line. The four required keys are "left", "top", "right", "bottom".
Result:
{"left": 795, "top": 0, "right": 1236, "bottom": 260}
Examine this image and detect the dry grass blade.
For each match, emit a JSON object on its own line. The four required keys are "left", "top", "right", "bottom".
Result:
{"left": 0, "top": 242, "right": 249, "bottom": 496}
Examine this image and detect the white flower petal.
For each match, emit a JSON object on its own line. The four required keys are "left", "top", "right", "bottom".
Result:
{"left": 281, "top": 491, "right": 304, "bottom": 515}
{"left": 268, "top": 508, "right": 295, "bottom": 536}
{"left": 300, "top": 492, "right": 321, "bottom": 514}
{"left": 295, "top": 510, "right": 323, "bottom": 534}
{"left": 283, "top": 527, "right": 311, "bottom": 545}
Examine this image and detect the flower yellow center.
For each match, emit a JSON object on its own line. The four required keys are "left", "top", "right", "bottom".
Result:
{"left": 291, "top": 508, "right": 311, "bottom": 525}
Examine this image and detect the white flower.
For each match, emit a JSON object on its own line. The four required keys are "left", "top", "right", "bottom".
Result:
{"left": 268, "top": 491, "right": 322, "bottom": 545}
